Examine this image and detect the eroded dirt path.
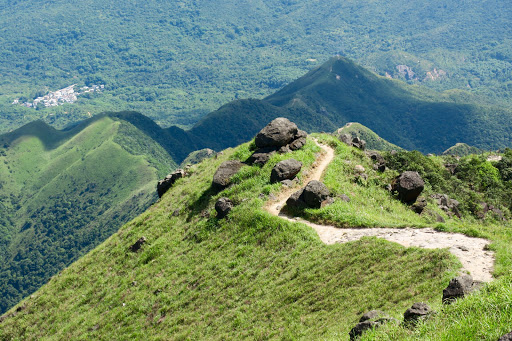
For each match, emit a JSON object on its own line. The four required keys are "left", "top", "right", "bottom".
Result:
{"left": 264, "top": 140, "right": 495, "bottom": 283}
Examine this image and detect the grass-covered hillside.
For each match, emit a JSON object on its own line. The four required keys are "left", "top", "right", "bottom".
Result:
{"left": 2, "top": 130, "right": 512, "bottom": 339}
{"left": 1, "top": 0, "right": 511, "bottom": 133}
{"left": 183, "top": 57, "right": 512, "bottom": 154}
{"left": 0, "top": 113, "right": 179, "bottom": 314}
{"left": 334, "top": 123, "right": 404, "bottom": 151}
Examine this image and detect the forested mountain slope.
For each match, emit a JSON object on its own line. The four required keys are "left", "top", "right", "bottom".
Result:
{"left": 1, "top": 0, "right": 511, "bottom": 132}
{"left": 183, "top": 57, "right": 512, "bottom": 153}
{"left": 0, "top": 113, "right": 179, "bottom": 313}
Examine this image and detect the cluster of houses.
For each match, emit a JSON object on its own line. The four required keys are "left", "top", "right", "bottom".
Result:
{"left": 13, "top": 84, "right": 104, "bottom": 108}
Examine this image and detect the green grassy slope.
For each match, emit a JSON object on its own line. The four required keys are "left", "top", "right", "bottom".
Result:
{"left": 1, "top": 0, "right": 511, "bottom": 133}
{"left": 0, "top": 115, "right": 177, "bottom": 313}
{"left": 0, "top": 138, "right": 461, "bottom": 340}
{"left": 184, "top": 57, "right": 512, "bottom": 154}
{"left": 442, "top": 143, "right": 484, "bottom": 156}
{"left": 334, "top": 123, "right": 404, "bottom": 151}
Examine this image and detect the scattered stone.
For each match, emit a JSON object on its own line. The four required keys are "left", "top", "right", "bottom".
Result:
{"left": 338, "top": 133, "right": 353, "bottom": 146}
{"left": 281, "top": 179, "right": 299, "bottom": 188}
{"left": 354, "top": 165, "right": 365, "bottom": 173}
{"left": 356, "top": 173, "right": 368, "bottom": 183}
{"left": 411, "top": 197, "right": 427, "bottom": 214}
{"left": 212, "top": 160, "right": 244, "bottom": 190}
{"left": 303, "top": 180, "right": 331, "bottom": 208}
{"left": 215, "top": 197, "right": 233, "bottom": 219}
{"left": 286, "top": 188, "right": 306, "bottom": 209}
{"left": 271, "top": 159, "right": 303, "bottom": 183}
{"left": 247, "top": 147, "right": 277, "bottom": 166}
{"left": 457, "top": 245, "right": 469, "bottom": 252}
{"left": 442, "top": 274, "right": 474, "bottom": 304}
{"left": 392, "top": 171, "right": 425, "bottom": 204}
{"left": 172, "top": 209, "right": 180, "bottom": 217}
{"left": 351, "top": 137, "right": 366, "bottom": 150}
{"left": 431, "top": 194, "right": 461, "bottom": 218}
{"left": 339, "top": 194, "right": 351, "bottom": 202}
{"left": 403, "top": 302, "right": 433, "bottom": 324}
{"left": 157, "top": 169, "right": 186, "bottom": 197}
{"left": 349, "top": 310, "right": 395, "bottom": 340}
{"left": 499, "top": 332, "right": 512, "bottom": 341}
{"left": 255, "top": 117, "right": 298, "bottom": 148}
{"left": 129, "top": 237, "right": 146, "bottom": 252}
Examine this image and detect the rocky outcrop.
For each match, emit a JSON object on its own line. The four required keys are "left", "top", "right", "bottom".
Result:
{"left": 431, "top": 194, "right": 461, "bottom": 218}
{"left": 270, "top": 159, "right": 302, "bottom": 183}
{"left": 403, "top": 302, "right": 433, "bottom": 324}
{"left": 392, "top": 171, "right": 424, "bottom": 204}
{"left": 215, "top": 197, "right": 233, "bottom": 219}
{"left": 255, "top": 117, "right": 298, "bottom": 148}
{"left": 287, "top": 180, "right": 332, "bottom": 209}
{"left": 212, "top": 160, "right": 245, "bottom": 190}
{"left": 249, "top": 118, "right": 308, "bottom": 165}
{"left": 157, "top": 169, "right": 186, "bottom": 197}
{"left": 411, "top": 196, "right": 427, "bottom": 214}
{"left": 442, "top": 274, "right": 475, "bottom": 304}
{"left": 478, "top": 202, "right": 505, "bottom": 220}
{"left": 129, "top": 237, "right": 146, "bottom": 252}
{"left": 367, "top": 151, "right": 386, "bottom": 172}
{"left": 339, "top": 134, "right": 366, "bottom": 150}
{"left": 349, "top": 310, "right": 396, "bottom": 340}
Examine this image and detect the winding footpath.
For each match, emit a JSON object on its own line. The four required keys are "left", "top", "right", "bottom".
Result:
{"left": 264, "top": 140, "right": 495, "bottom": 282}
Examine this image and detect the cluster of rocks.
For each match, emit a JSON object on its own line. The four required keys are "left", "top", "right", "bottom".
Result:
{"left": 431, "top": 194, "right": 461, "bottom": 218}
{"left": 478, "top": 202, "right": 505, "bottom": 220}
{"left": 248, "top": 118, "right": 308, "bottom": 166}
{"left": 286, "top": 180, "right": 333, "bottom": 209}
{"left": 157, "top": 169, "right": 186, "bottom": 198}
{"left": 367, "top": 151, "right": 387, "bottom": 172}
{"left": 339, "top": 134, "right": 366, "bottom": 150}
{"left": 350, "top": 273, "right": 481, "bottom": 339}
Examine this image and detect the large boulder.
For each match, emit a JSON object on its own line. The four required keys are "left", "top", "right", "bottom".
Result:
{"left": 303, "top": 180, "right": 331, "bottom": 208}
{"left": 403, "top": 302, "right": 433, "bottom": 324}
{"left": 215, "top": 197, "right": 233, "bottom": 219}
{"left": 349, "top": 310, "right": 395, "bottom": 340}
{"left": 212, "top": 160, "right": 245, "bottom": 190}
{"left": 271, "top": 159, "right": 302, "bottom": 183}
{"left": 393, "top": 171, "right": 425, "bottom": 204}
{"left": 255, "top": 118, "right": 298, "bottom": 148}
{"left": 157, "top": 169, "right": 186, "bottom": 197}
{"left": 286, "top": 188, "right": 306, "bottom": 209}
{"left": 442, "top": 274, "right": 474, "bottom": 304}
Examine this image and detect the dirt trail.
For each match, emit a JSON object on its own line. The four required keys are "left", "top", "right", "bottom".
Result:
{"left": 264, "top": 140, "right": 495, "bottom": 283}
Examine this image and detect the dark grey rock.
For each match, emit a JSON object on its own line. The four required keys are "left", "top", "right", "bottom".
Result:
{"left": 286, "top": 188, "right": 306, "bottom": 208}
{"left": 212, "top": 160, "right": 244, "bottom": 190}
{"left": 215, "top": 197, "right": 233, "bottom": 219}
{"left": 499, "top": 332, "right": 512, "bottom": 341}
{"left": 172, "top": 209, "right": 180, "bottom": 217}
{"left": 338, "top": 133, "right": 353, "bottom": 146}
{"left": 303, "top": 180, "right": 330, "bottom": 208}
{"left": 442, "top": 274, "right": 474, "bottom": 304}
{"left": 403, "top": 302, "right": 433, "bottom": 324}
{"left": 271, "top": 159, "right": 303, "bottom": 183}
{"left": 129, "top": 237, "right": 146, "bottom": 252}
{"left": 349, "top": 310, "right": 395, "bottom": 340}
{"left": 393, "top": 171, "right": 425, "bottom": 204}
{"left": 278, "top": 145, "right": 292, "bottom": 154}
{"left": 411, "top": 197, "right": 427, "bottom": 214}
{"left": 247, "top": 147, "right": 277, "bottom": 166}
{"left": 444, "top": 163, "right": 458, "bottom": 175}
{"left": 351, "top": 136, "right": 366, "bottom": 150}
{"left": 255, "top": 117, "right": 298, "bottom": 148}
{"left": 289, "top": 137, "right": 307, "bottom": 151}
{"left": 157, "top": 169, "right": 186, "bottom": 197}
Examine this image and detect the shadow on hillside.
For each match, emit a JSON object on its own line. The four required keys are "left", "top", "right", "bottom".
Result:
{"left": 186, "top": 185, "right": 218, "bottom": 222}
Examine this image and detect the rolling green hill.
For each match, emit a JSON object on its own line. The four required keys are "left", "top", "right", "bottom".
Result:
{"left": 181, "top": 57, "right": 512, "bottom": 154}
{"left": 1, "top": 0, "right": 511, "bottom": 133}
{"left": 0, "top": 113, "right": 180, "bottom": 313}
{"left": 334, "top": 123, "right": 404, "bottom": 151}
{"left": 1, "top": 129, "right": 512, "bottom": 339}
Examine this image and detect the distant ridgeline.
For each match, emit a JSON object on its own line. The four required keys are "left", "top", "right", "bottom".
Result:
{"left": 170, "top": 57, "right": 512, "bottom": 154}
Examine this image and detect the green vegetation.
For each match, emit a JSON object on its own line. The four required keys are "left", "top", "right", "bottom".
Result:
{"left": 0, "top": 137, "right": 461, "bottom": 340}
{"left": 1, "top": 0, "right": 511, "bottom": 133}
{"left": 0, "top": 114, "right": 178, "bottom": 314}
{"left": 184, "top": 57, "right": 512, "bottom": 154}
{"left": 442, "top": 143, "right": 484, "bottom": 156}
{"left": 334, "top": 123, "right": 404, "bottom": 151}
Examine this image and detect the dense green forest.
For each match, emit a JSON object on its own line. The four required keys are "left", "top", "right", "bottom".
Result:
{"left": 0, "top": 0, "right": 511, "bottom": 133}
{"left": 0, "top": 114, "right": 178, "bottom": 313}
